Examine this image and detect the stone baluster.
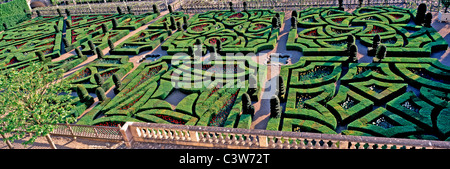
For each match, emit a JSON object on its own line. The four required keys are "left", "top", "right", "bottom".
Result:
{"left": 314, "top": 140, "right": 322, "bottom": 149}
{"left": 167, "top": 129, "right": 174, "bottom": 140}
{"left": 239, "top": 134, "right": 246, "bottom": 146}
{"left": 283, "top": 137, "right": 291, "bottom": 149}
{"left": 275, "top": 137, "right": 283, "bottom": 149}
{"left": 173, "top": 130, "right": 180, "bottom": 140}
{"left": 233, "top": 134, "right": 239, "bottom": 145}
{"left": 306, "top": 139, "right": 313, "bottom": 149}
{"left": 212, "top": 132, "right": 219, "bottom": 144}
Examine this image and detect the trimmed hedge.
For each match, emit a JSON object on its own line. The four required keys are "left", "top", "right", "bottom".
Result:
{"left": 135, "top": 109, "right": 198, "bottom": 126}
{"left": 162, "top": 9, "right": 284, "bottom": 55}
{"left": 346, "top": 107, "right": 423, "bottom": 138}
{"left": 174, "top": 93, "right": 199, "bottom": 116}
{"left": 348, "top": 79, "right": 407, "bottom": 105}
{"left": 326, "top": 86, "right": 374, "bottom": 124}
{"left": 0, "top": 0, "right": 30, "bottom": 31}
{"left": 285, "top": 83, "right": 336, "bottom": 130}
{"left": 386, "top": 91, "right": 434, "bottom": 131}
{"left": 281, "top": 118, "right": 336, "bottom": 134}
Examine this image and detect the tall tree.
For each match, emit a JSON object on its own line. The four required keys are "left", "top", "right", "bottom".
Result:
{"left": 0, "top": 62, "right": 76, "bottom": 148}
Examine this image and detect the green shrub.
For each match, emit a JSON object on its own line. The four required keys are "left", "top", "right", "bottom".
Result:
{"left": 174, "top": 93, "right": 199, "bottom": 116}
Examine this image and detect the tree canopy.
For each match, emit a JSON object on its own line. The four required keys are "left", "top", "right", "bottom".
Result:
{"left": 0, "top": 62, "right": 76, "bottom": 146}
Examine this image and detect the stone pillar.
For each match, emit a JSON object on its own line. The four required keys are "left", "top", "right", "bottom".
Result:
{"left": 119, "top": 122, "right": 134, "bottom": 148}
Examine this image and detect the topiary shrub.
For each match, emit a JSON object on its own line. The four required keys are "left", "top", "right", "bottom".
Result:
{"left": 243, "top": 2, "right": 248, "bottom": 11}
{"left": 75, "top": 47, "right": 84, "bottom": 57}
{"left": 278, "top": 76, "right": 286, "bottom": 101}
{"left": 127, "top": 6, "right": 133, "bottom": 15}
{"left": 270, "top": 95, "right": 281, "bottom": 118}
{"left": 415, "top": 3, "right": 427, "bottom": 25}
{"left": 272, "top": 16, "right": 279, "bottom": 29}
{"left": 242, "top": 92, "right": 253, "bottom": 116}
{"left": 338, "top": 0, "right": 344, "bottom": 10}
{"left": 101, "top": 23, "right": 108, "bottom": 33}
{"left": 112, "top": 73, "right": 122, "bottom": 94}
{"left": 291, "top": 16, "right": 297, "bottom": 29}
{"left": 54, "top": 24, "right": 60, "bottom": 33}
{"left": 229, "top": 2, "right": 234, "bottom": 12}
{"left": 375, "top": 44, "right": 387, "bottom": 61}
{"left": 117, "top": 6, "right": 123, "bottom": 15}
{"left": 94, "top": 73, "right": 104, "bottom": 86}
{"left": 63, "top": 37, "right": 70, "bottom": 47}
{"left": 95, "top": 87, "right": 107, "bottom": 102}
{"left": 112, "top": 18, "right": 118, "bottom": 29}
{"left": 153, "top": 4, "right": 160, "bottom": 14}
{"left": 36, "top": 51, "right": 45, "bottom": 62}
{"left": 372, "top": 34, "right": 381, "bottom": 49}
{"left": 76, "top": 84, "right": 89, "bottom": 102}
{"left": 168, "top": 4, "right": 173, "bottom": 13}
{"left": 170, "top": 16, "right": 176, "bottom": 30}
{"left": 348, "top": 44, "right": 358, "bottom": 63}
{"left": 88, "top": 40, "right": 95, "bottom": 51}
{"left": 65, "top": 8, "right": 71, "bottom": 16}
{"left": 176, "top": 21, "right": 182, "bottom": 31}
{"left": 57, "top": 8, "right": 62, "bottom": 17}
{"left": 95, "top": 47, "right": 104, "bottom": 59}
{"left": 108, "top": 39, "right": 115, "bottom": 50}
{"left": 424, "top": 12, "right": 432, "bottom": 28}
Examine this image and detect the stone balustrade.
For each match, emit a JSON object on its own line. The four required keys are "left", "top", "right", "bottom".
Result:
{"left": 119, "top": 122, "right": 450, "bottom": 149}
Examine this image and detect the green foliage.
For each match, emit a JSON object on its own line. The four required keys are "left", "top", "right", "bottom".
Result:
{"left": 270, "top": 95, "right": 281, "bottom": 118}
{"left": 95, "top": 87, "right": 107, "bottom": 102}
{"left": 0, "top": 0, "right": 30, "bottom": 31}
{"left": 0, "top": 62, "right": 76, "bottom": 146}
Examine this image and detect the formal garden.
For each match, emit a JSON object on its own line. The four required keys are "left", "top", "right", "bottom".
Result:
{"left": 1, "top": 0, "right": 450, "bottom": 148}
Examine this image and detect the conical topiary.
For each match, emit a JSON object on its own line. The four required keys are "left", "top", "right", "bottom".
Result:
{"left": 117, "top": 6, "right": 123, "bottom": 15}
{"left": 94, "top": 73, "right": 104, "bottom": 86}
{"left": 153, "top": 4, "right": 160, "bottom": 15}
{"left": 76, "top": 84, "right": 89, "bottom": 102}
{"left": 415, "top": 3, "right": 427, "bottom": 25}
{"left": 95, "top": 87, "right": 107, "bottom": 102}
{"left": 108, "top": 39, "right": 115, "bottom": 50}
{"left": 88, "top": 40, "right": 95, "bottom": 51}
{"left": 375, "top": 44, "right": 387, "bottom": 60}
{"left": 278, "top": 76, "right": 285, "bottom": 100}
{"left": 36, "top": 51, "right": 45, "bottom": 62}
{"left": 168, "top": 4, "right": 173, "bottom": 13}
{"left": 169, "top": 16, "right": 176, "bottom": 30}
{"left": 75, "top": 47, "right": 83, "bottom": 57}
{"left": 95, "top": 47, "right": 104, "bottom": 59}
{"left": 270, "top": 95, "right": 281, "bottom": 118}
{"left": 424, "top": 12, "right": 432, "bottom": 27}
{"left": 65, "top": 8, "right": 71, "bottom": 16}
{"left": 349, "top": 44, "right": 358, "bottom": 62}
{"left": 112, "top": 18, "right": 119, "bottom": 29}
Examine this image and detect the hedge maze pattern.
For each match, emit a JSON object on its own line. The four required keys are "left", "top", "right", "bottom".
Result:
{"left": 162, "top": 9, "right": 284, "bottom": 55}
{"left": 287, "top": 6, "right": 448, "bottom": 57}
{"left": 1, "top": 4, "right": 450, "bottom": 141}
{"left": 270, "top": 55, "right": 450, "bottom": 140}
{"left": 77, "top": 54, "right": 265, "bottom": 130}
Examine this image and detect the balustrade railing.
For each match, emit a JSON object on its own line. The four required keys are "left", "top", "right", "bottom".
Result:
{"left": 120, "top": 122, "right": 450, "bottom": 149}
{"left": 50, "top": 123, "right": 123, "bottom": 140}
